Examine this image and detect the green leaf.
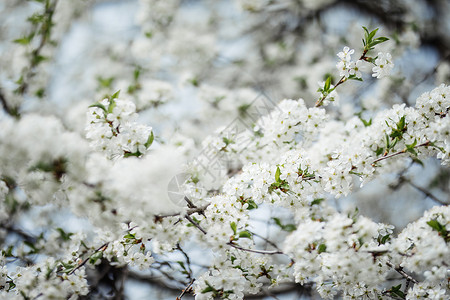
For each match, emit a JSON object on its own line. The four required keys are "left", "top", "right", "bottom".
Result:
{"left": 426, "top": 219, "right": 449, "bottom": 242}
{"left": 145, "top": 131, "right": 154, "bottom": 148}
{"left": 230, "top": 222, "right": 237, "bottom": 235}
{"left": 24, "top": 241, "right": 39, "bottom": 254}
{"left": 362, "top": 26, "right": 370, "bottom": 41}
{"left": 370, "top": 37, "right": 389, "bottom": 47}
{"left": 318, "top": 243, "right": 327, "bottom": 254}
{"left": 360, "top": 118, "right": 372, "bottom": 127}
{"left": 32, "top": 54, "right": 48, "bottom": 65}
{"left": 89, "top": 251, "right": 103, "bottom": 265}
{"left": 311, "top": 198, "right": 324, "bottom": 206}
{"left": 246, "top": 199, "right": 258, "bottom": 210}
{"left": 348, "top": 74, "right": 363, "bottom": 81}
{"left": 282, "top": 224, "right": 297, "bottom": 232}
{"left": 201, "top": 281, "right": 216, "bottom": 294}
{"left": 380, "top": 234, "right": 390, "bottom": 244}
{"left": 13, "top": 36, "right": 32, "bottom": 45}
{"left": 272, "top": 217, "right": 282, "bottom": 228}
{"left": 110, "top": 90, "right": 120, "bottom": 100}
{"left": 275, "top": 167, "right": 281, "bottom": 183}
{"left": 89, "top": 102, "right": 107, "bottom": 112}
{"left": 222, "top": 137, "right": 232, "bottom": 146}
{"left": 133, "top": 68, "right": 141, "bottom": 81}
{"left": 411, "top": 157, "right": 424, "bottom": 166}
{"left": 176, "top": 261, "right": 186, "bottom": 272}
{"left": 272, "top": 217, "right": 297, "bottom": 232}
{"left": 201, "top": 286, "right": 214, "bottom": 293}
{"left": 390, "top": 284, "right": 405, "bottom": 298}
{"left": 123, "top": 151, "right": 141, "bottom": 158}
{"left": 97, "top": 76, "right": 114, "bottom": 89}
{"left": 7, "top": 280, "right": 16, "bottom": 291}
{"left": 238, "top": 230, "right": 252, "bottom": 238}
{"left": 324, "top": 76, "right": 331, "bottom": 91}
{"left": 375, "top": 146, "right": 384, "bottom": 156}
{"left": 368, "top": 28, "right": 379, "bottom": 41}
{"left": 56, "top": 228, "right": 73, "bottom": 241}
{"left": 123, "top": 233, "right": 135, "bottom": 240}
{"left": 406, "top": 139, "right": 418, "bottom": 156}
{"left": 27, "top": 13, "right": 45, "bottom": 24}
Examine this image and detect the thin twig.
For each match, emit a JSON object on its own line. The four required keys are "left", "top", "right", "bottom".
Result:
{"left": 176, "top": 243, "right": 193, "bottom": 281}
{"left": 184, "top": 214, "right": 207, "bottom": 235}
{"left": 385, "top": 260, "right": 418, "bottom": 284}
{"left": 68, "top": 243, "right": 109, "bottom": 275}
{"left": 0, "top": 88, "right": 18, "bottom": 117}
{"left": 404, "top": 177, "right": 447, "bottom": 205}
{"left": 315, "top": 51, "right": 368, "bottom": 107}
{"left": 17, "top": 0, "right": 58, "bottom": 95}
{"left": 154, "top": 204, "right": 209, "bottom": 221}
{"left": 176, "top": 279, "right": 195, "bottom": 300}
{"left": 315, "top": 75, "right": 345, "bottom": 107}
{"left": 249, "top": 231, "right": 282, "bottom": 251}
{"left": 227, "top": 242, "right": 284, "bottom": 255}
{"left": 372, "top": 141, "right": 431, "bottom": 165}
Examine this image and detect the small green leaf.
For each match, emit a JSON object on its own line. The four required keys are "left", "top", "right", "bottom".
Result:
{"left": 348, "top": 74, "right": 363, "bottom": 81}
{"left": 272, "top": 217, "right": 282, "bottom": 228}
{"left": 97, "top": 76, "right": 114, "bottom": 89}
{"left": 246, "top": 199, "right": 258, "bottom": 210}
{"left": 406, "top": 139, "right": 418, "bottom": 156}
{"left": 368, "top": 28, "right": 379, "bottom": 41}
{"left": 411, "top": 157, "right": 424, "bottom": 166}
{"left": 89, "top": 102, "right": 107, "bottom": 112}
{"left": 238, "top": 230, "right": 252, "bottom": 238}
{"left": 362, "top": 26, "right": 370, "bottom": 41}
{"left": 230, "top": 222, "right": 237, "bottom": 235}
{"left": 282, "top": 224, "right": 297, "bottom": 232}
{"left": 324, "top": 76, "right": 331, "bottom": 91}
{"left": 201, "top": 281, "right": 216, "bottom": 294}
{"left": 89, "top": 251, "right": 103, "bottom": 265}
{"left": 201, "top": 286, "right": 214, "bottom": 293}
{"left": 56, "top": 228, "right": 73, "bottom": 241}
{"left": 426, "top": 219, "right": 449, "bottom": 242}
{"left": 380, "top": 234, "right": 390, "bottom": 244}
{"left": 123, "top": 151, "right": 141, "bottom": 158}
{"left": 318, "top": 243, "right": 327, "bottom": 254}
{"left": 13, "top": 36, "right": 32, "bottom": 45}
{"left": 389, "top": 284, "right": 405, "bottom": 298}
{"left": 222, "top": 137, "right": 232, "bottom": 146}
{"left": 311, "top": 198, "right": 324, "bottom": 206}
{"left": 32, "top": 54, "right": 48, "bottom": 65}
{"left": 110, "top": 90, "right": 120, "bottom": 100}
{"left": 133, "top": 68, "right": 141, "bottom": 81}
{"left": 123, "top": 233, "right": 135, "bottom": 240}
{"left": 275, "top": 167, "right": 281, "bottom": 183}
{"left": 375, "top": 146, "right": 384, "bottom": 156}
{"left": 145, "top": 131, "right": 154, "bottom": 148}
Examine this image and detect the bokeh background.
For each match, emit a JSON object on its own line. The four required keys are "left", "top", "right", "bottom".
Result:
{"left": 1, "top": 0, "right": 449, "bottom": 299}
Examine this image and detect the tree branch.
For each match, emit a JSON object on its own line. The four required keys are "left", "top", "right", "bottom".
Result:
{"left": 176, "top": 279, "right": 195, "bottom": 300}
{"left": 68, "top": 243, "right": 109, "bottom": 275}
{"left": 227, "top": 242, "right": 285, "bottom": 255}
{"left": 372, "top": 141, "right": 431, "bottom": 165}
{"left": 385, "top": 260, "right": 418, "bottom": 284}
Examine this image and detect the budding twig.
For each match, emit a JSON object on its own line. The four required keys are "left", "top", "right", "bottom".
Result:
{"left": 372, "top": 141, "right": 431, "bottom": 165}
{"left": 385, "top": 260, "right": 418, "bottom": 284}
{"left": 227, "top": 242, "right": 284, "bottom": 255}
{"left": 68, "top": 243, "right": 109, "bottom": 275}
{"left": 176, "top": 279, "right": 195, "bottom": 300}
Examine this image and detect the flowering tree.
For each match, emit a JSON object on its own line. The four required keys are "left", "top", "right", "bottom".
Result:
{"left": 0, "top": 1, "right": 449, "bottom": 299}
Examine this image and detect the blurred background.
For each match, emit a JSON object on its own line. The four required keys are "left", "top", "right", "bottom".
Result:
{"left": 0, "top": 0, "right": 449, "bottom": 299}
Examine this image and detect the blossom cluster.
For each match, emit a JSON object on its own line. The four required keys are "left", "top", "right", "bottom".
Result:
{"left": 1, "top": 1, "right": 449, "bottom": 299}
{"left": 86, "top": 94, "right": 154, "bottom": 158}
